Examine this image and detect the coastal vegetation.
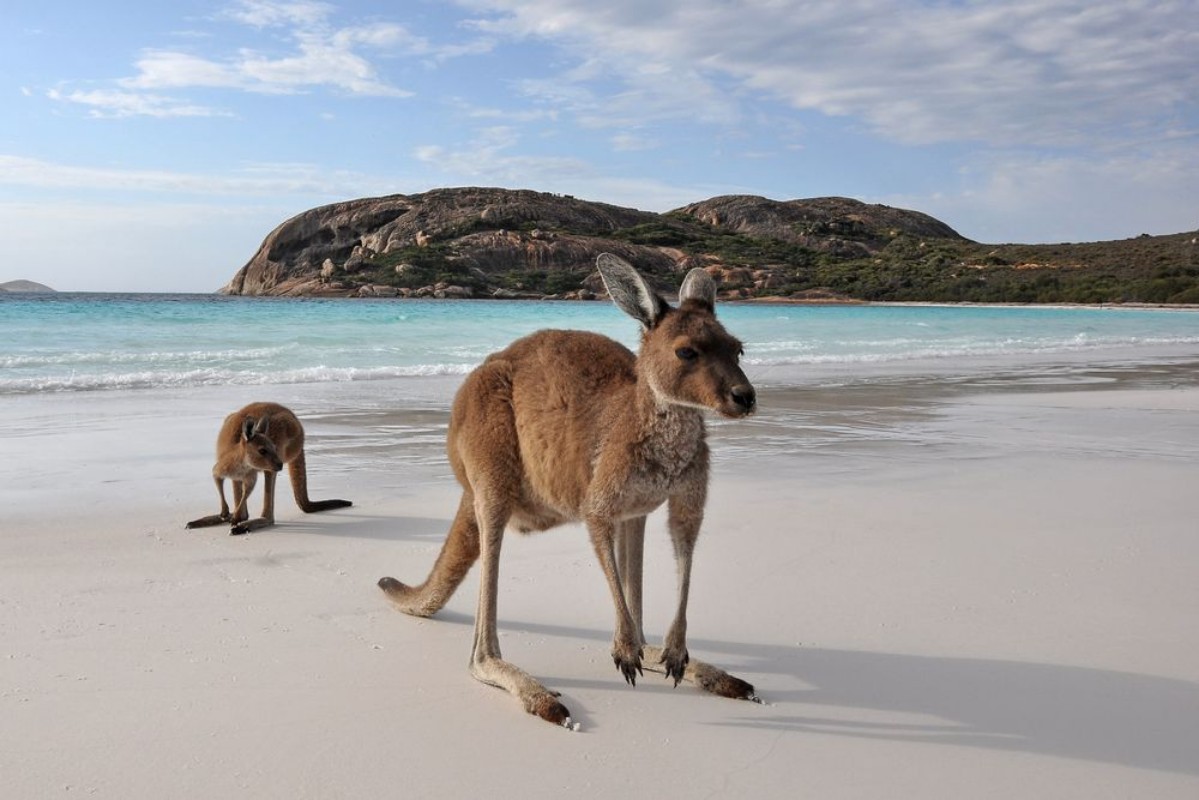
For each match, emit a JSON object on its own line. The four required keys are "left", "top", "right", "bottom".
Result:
{"left": 221, "top": 188, "right": 1199, "bottom": 304}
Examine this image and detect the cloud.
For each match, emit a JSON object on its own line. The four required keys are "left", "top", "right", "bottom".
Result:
{"left": 222, "top": 0, "right": 333, "bottom": 29}
{"left": 0, "top": 155, "right": 396, "bottom": 198}
{"left": 411, "top": 127, "right": 735, "bottom": 211}
{"left": 458, "top": 0, "right": 1199, "bottom": 149}
{"left": 884, "top": 142, "right": 1199, "bottom": 242}
{"left": 46, "top": 88, "right": 231, "bottom": 119}
{"left": 448, "top": 96, "right": 559, "bottom": 123}
{"left": 415, "top": 126, "right": 592, "bottom": 183}
{"left": 116, "top": 24, "right": 417, "bottom": 98}
{"left": 610, "top": 132, "right": 658, "bottom": 152}
{"left": 48, "top": 0, "right": 433, "bottom": 117}
{"left": 118, "top": 51, "right": 245, "bottom": 92}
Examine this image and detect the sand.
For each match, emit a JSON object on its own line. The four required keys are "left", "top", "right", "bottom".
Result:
{"left": 3, "top": 355, "right": 1199, "bottom": 798}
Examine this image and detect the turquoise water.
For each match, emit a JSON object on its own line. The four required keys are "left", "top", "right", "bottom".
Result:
{"left": 2, "top": 293, "right": 1197, "bottom": 396}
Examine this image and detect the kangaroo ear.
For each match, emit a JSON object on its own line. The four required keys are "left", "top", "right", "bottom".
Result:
{"left": 241, "top": 417, "right": 257, "bottom": 441}
{"left": 253, "top": 415, "right": 270, "bottom": 436}
{"left": 679, "top": 268, "right": 717, "bottom": 310}
{"left": 596, "top": 253, "right": 669, "bottom": 330}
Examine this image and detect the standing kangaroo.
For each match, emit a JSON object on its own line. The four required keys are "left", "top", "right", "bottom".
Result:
{"left": 186, "top": 402, "right": 351, "bottom": 535}
{"left": 378, "top": 253, "right": 757, "bottom": 728}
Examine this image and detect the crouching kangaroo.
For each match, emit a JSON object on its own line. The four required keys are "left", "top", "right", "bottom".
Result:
{"left": 378, "top": 253, "right": 758, "bottom": 728}
{"left": 186, "top": 402, "right": 351, "bottom": 535}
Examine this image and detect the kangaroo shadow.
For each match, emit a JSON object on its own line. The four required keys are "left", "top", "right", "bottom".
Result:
{"left": 415, "top": 612, "right": 1199, "bottom": 776}
{"left": 721, "top": 645, "right": 1199, "bottom": 778}
{"left": 232, "top": 513, "right": 451, "bottom": 542}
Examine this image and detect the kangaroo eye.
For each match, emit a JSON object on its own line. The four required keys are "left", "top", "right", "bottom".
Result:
{"left": 258, "top": 448, "right": 269, "bottom": 456}
{"left": 675, "top": 347, "right": 698, "bottom": 362}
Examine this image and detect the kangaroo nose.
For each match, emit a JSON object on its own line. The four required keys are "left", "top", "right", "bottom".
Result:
{"left": 731, "top": 385, "right": 756, "bottom": 414}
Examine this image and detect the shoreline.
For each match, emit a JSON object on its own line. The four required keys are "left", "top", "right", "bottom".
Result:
{"left": 7, "top": 288, "right": 1199, "bottom": 312}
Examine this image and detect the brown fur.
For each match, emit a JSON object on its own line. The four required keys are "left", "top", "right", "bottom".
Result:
{"left": 185, "top": 402, "right": 351, "bottom": 535}
{"left": 379, "top": 254, "right": 757, "bottom": 727}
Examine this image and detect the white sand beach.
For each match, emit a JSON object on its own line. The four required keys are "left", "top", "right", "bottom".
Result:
{"left": 3, "top": 356, "right": 1199, "bottom": 798}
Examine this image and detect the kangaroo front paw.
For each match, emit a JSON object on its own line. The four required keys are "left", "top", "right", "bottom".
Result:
{"left": 612, "top": 643, "right": 644, "bottom": 686}
{"left": 660, "top": 647, "right": 690, "bottom": 687}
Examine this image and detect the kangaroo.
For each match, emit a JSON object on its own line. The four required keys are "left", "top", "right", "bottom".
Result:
{"left": 378, "top": 253, "right": 758, "bottom": 728}
{"left": 185, "top": 402, "right": 351, "bottom": 535}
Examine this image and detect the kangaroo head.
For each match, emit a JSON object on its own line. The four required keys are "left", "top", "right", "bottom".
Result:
{"left": 597, "top": 253, "right": 756, "bottom": 418}
{"left": 240, "top": 416, "right": 285, "bottom": 472}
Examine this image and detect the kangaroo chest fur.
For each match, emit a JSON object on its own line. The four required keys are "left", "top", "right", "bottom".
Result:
{"left": 512, "top": 402, "right": 706, "bottom": 530}
{"left": 454, "top": 329, "right": 709, "bottom": 532}
{"left": 596, "top": 404, "right": 707, "bottom": 519}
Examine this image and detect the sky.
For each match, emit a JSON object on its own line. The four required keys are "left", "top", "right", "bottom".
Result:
{"left": 1, "top": 0, "right": 1197, "bottom": 292}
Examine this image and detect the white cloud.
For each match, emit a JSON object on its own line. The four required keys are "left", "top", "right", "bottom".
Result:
{"left": 448, "top": 96, "right": 559, "bottom": 123}
{"left": 46, "top": 88, "right": 231, "bottom": 119}
{"left": 119, "top": 51, "right": 245, "bottom": 91}
{"left": 459, "top": 0, "right": 1199, "bottom": 149}
{"left": 610, "top": 132, "right": 658, "bottom": 152}
{"left": 885, "top": 144, "right": 1199, "bottom": 243}
{"left": 415, "top": 126, "right": 591, "bottom": 183}
{"left": 116, "top": 24, "right": 416, "bottom": 98}
{"left": 236, "top": 36, "right": 412, "bottom": 97}
{"left": 0, "top": 155, "right": 397, "bottom": 198}
{"left": 412, "top": 127, "right": 738, "bottom": 211}
{"left": 49, "top": 0, "right": 433, "bottom": 117}
{"left": 222, "top": 0, "right": 334, "bottom": 29}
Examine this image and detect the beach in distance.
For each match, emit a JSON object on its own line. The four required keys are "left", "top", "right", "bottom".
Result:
{"left": 2, "top": 295, "right": 1199, "bottom": 797}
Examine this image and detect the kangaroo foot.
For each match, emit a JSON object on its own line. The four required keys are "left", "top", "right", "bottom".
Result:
{"left": 471, "top": 656, "right": 580, "bottom": 731}
{"left": 693, "top": 662, "right": 759, "bottom": 702}
{"left": 641, "top": 645, "right": 760, "bottom": 702}
{"left": 524, "top": 691, "right": 576, "bottom": 730}
{"left": 185, "top": 513, "right": 230, "bottom": 529}
{"left": 230, "top": 517, "right": 274, "bottom": 535}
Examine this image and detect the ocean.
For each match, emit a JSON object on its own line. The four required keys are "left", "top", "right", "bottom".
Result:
{"left": 2, "top": 293, "right": 1198, "bottom": 399}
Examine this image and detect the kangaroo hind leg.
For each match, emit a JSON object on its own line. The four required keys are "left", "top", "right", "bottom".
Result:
{"left": 467, "top": 493, "right": 572, "bottom": 728}
{"left": 186, "top": 476, "right": 234, "bottom": 529}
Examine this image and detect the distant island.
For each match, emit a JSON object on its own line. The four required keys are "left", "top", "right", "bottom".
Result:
{"left": 0, "top": 279, "right": 55, "bottom": 293}
{"left": 220, "top": 187, "right": 1199, "bottom": 304}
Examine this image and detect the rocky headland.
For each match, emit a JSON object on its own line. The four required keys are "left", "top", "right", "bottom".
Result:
{"left": 221, "top": 187, "right": 1199, "bottom": 304}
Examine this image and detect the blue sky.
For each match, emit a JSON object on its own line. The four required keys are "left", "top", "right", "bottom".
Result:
{"left": 2, "top": 0, "right": 1196, "bottom": 292}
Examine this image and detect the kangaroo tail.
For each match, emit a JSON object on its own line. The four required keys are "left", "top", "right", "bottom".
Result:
{"left": 289, "top": 450, "right": 352, "bottom": 512}
{"left": 378, "top": 492, "right": 480, "bottom": 617}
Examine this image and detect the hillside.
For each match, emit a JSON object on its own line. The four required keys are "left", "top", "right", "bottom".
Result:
{"left": 1, "top": 279, "right": 55, "bottom": 293}
{"left": 221, "top": 187, "right": 1199, "bottom": 304}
